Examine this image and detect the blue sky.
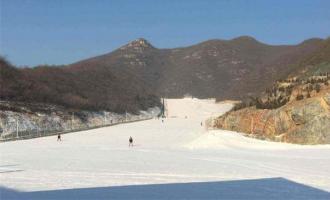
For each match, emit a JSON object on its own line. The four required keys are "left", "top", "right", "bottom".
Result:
{"left": 1, "top": 0, "right": 330, "bottom": 66}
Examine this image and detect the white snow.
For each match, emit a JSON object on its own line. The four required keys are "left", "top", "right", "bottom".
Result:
{"left": 1, "top": 98, "right": 330, "bottom": 199}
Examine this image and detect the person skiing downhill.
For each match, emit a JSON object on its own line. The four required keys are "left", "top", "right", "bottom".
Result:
{"left": 57, "top": 133, "right": 61, "bottom": 141}
{"left": 129, "top": 136, "right": 133, "bottom": 147}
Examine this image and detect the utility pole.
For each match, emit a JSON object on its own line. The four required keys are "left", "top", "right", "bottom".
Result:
{"left": 71, "top": 112, "right": 74, "bottom": 130}
{"left": 16, "top": 117, "right": 19, "bottom": 139}
{"left": 251, "top": 117, "right": 254, "bottom": 134}
{"left": 161, "top": 97, "right": 164, "bottom": 117}
{"left": 162, "top": 97, "right": 166, "bottom": 118}
{"left": 39, "top": 118, "right": 41, "bottom": 137}
{"left": 37, "top": 123, "right": 39, "bottom": 137}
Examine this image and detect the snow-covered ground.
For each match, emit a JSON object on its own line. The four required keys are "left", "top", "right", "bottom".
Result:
{"left": 1, "top": 98, "right": 330, "bottom": 199}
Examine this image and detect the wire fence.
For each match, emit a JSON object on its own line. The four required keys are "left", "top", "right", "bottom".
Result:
{"left": 0, "top": 117, "right": 153, "bottom": 142}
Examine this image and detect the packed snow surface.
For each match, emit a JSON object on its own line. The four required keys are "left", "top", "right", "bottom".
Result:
{"left": 1, "top": 98, "right": 330, "bottom": 199}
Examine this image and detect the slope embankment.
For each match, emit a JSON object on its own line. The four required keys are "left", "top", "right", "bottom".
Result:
{"left": 214, "top": 92, "right": 330, "bottom": 144}
{"left": 0, "top": 103, "right": 160, "bottom": 141}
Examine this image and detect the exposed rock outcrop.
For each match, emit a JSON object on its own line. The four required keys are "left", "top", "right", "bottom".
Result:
{"left": 215, "top": 92, "right": 330, "bottom": 144}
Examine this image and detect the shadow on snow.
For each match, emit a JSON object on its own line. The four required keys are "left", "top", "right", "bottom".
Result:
{"left": 1, "top": 177, "right": 329, "bottom": 200}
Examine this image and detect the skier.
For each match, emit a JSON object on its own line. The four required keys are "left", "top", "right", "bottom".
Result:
{"left": 57, "top": 133, "right": 61, "bottom": 141}
{"left": 129, "top": 136, "right": 133, "bottom": 147}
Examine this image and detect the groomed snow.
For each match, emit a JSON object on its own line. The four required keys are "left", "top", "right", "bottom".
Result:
{"left": 1, "top": 98, "right": 330, "bottom": 199}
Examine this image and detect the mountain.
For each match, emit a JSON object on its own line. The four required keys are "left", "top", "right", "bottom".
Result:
{"left": 0, "top": 57, "right": 160, "bottom": 114}
{"left": 291, "top": 37, "right": 330, "bottom": 78}
{"left": 1, "top": 36, "right": 329, "bottom": 114}
{"left": 70, "top": 37, "right": 325, "bottom": 99}
{"left": 213, "top": 38, "right": 330, "bottom": 144}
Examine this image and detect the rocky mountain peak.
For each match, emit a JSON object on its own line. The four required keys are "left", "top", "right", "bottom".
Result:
{"left": 120, "top": 38, "right": 154, "bottom": 51}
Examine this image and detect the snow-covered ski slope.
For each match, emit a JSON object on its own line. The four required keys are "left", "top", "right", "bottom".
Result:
{"left": 1, "top": 98, "right": 330, "bottom": 199}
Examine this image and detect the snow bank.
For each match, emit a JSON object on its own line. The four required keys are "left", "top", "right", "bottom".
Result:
{"left": 185, "top": 130, "right": 330, "bottom": 150}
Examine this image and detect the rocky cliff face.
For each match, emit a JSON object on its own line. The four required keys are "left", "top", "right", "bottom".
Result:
{"left": 214, "top": 90, "right": 330, "bottom": 144}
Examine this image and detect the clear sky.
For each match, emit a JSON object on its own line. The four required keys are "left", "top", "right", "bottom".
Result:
{"left": 1, "top": 0, "right": 330, "bottom": 66}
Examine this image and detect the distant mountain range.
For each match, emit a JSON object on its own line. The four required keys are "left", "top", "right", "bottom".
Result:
{"left": 70, "top": 36, "right": 328, "bottom": 99}
{"left": 1, "top": 36, "right": 329, "bottom": 113}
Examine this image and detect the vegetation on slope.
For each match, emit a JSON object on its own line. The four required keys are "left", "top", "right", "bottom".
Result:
{"left": 0, "top": 57, "right": 160, "bottom": 114}
{"left": 70, "top": 37, "right": 325, "bottom": 100}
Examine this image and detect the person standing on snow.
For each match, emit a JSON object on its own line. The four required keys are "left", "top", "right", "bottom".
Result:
{"left": 129, "top": 136, "right": 133, "bottom": 147}
{"left": 57, "top": 133, "right": 61, "bottom": 141}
